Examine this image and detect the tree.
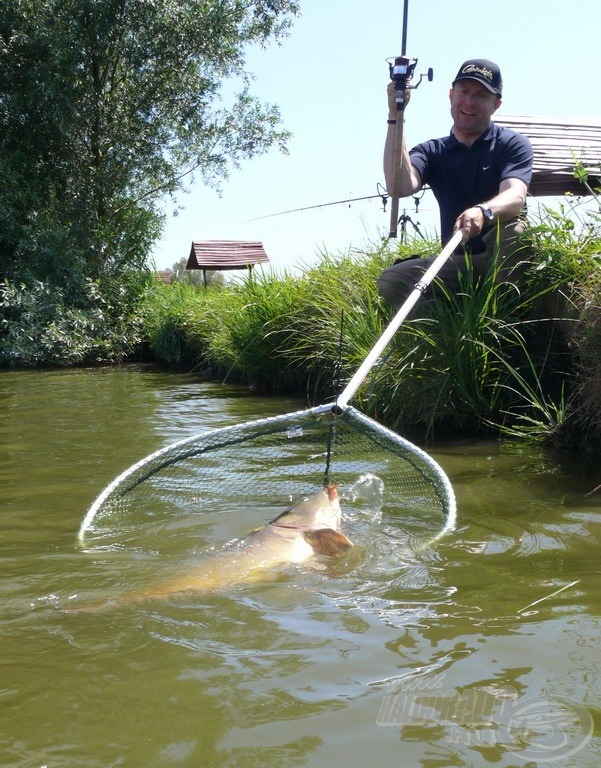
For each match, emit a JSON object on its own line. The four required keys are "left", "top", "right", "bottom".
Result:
{"left": 170, "top": 257, "right": 225, "bottom": 288}
{"left": 0, "top": 0, "right": 298, "bottom": 290}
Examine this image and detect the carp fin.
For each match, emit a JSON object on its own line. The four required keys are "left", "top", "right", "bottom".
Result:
{"left": 302, "top": 528, "right": 353, "bottom": 557}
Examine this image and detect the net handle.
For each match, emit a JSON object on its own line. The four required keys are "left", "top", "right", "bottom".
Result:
{"left": 336, "top": 229, "right": 463, "bottom": 410}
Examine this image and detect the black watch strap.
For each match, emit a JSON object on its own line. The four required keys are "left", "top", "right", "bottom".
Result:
{"left": 476, "top": 205, "right": 494, "bottom": 222}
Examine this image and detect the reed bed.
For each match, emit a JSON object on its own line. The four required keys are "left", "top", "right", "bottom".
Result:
{"left": 140, "top": 213, "right": 601, "bottom": 450}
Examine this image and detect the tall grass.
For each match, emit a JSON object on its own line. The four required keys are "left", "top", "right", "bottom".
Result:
{"left": 279, "top": 243, "right": 394, "bottom": 398}
{"left": 346, "top": 254, "right": 550, "bottom": 436}
{"left": 139, "top": 211, "right": 601, "bottom": 448}
{"left": 140, "top": 281, "right": 212, "bottom": 367}
{"left": 205, "top": 270, "right": 317, "bottom": 390}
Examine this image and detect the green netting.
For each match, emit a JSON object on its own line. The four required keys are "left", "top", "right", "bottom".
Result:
{"left": 79, "top": 405, "right": 456, "bottom": 551}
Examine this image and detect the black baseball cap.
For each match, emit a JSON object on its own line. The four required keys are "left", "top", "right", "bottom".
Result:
{"left": 452, "top": 59, "right": 503, "bottom": 97}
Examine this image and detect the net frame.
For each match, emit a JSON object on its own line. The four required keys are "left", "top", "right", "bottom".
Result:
{"left": 78, "top": 404, "right": 456, "bottom": 549}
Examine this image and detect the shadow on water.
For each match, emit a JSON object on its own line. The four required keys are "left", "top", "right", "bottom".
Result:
{"left": 1, "top": 366, "right": 600, "bottom": 767}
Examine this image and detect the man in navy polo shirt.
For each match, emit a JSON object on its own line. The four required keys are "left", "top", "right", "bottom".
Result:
{"left": 378, "top": 58, "right": 533, "bottom": 309}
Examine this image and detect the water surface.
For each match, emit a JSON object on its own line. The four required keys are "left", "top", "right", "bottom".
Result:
{"left": 1, "top": 366, "right": 599, "bottom": 767}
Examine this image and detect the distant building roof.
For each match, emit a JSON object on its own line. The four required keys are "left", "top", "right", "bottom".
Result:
{"left": 155, "top": 269, "right": 173, "bottom": 284}
{"left": 187, "top": 240, "right": 270, "bottom": 271}
{"left": 496, "top": 115, "right": 601, "bottom": 197}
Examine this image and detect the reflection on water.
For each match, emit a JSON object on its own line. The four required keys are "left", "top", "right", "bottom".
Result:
{"left": 1, "top": 366, "right": 600, "bottom": 767}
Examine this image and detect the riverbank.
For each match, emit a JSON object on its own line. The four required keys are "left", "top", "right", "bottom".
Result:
{"left": 2, "top": 209, "right": 600, "bottom": 449}
{"left": 139, "top": 226, "right": 601, "bottom": 450}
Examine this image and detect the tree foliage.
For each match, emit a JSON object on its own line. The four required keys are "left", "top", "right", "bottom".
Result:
{"left": 0, "top": 0, "right": 299, "bottom": 288}
{"left": 170, "top": 257, "right": 225, "bottom": 287}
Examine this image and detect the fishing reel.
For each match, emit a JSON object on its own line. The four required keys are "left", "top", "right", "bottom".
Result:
{"left": 387, "top": 55, "right": 433, "bottom": 109}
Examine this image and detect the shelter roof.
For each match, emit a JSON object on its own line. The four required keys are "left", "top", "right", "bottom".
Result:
{"left": 187, "top": 240, "right": 270, "bottom": 271}
{"left": 496, "top": 115, "right": 601, "bottom": 197}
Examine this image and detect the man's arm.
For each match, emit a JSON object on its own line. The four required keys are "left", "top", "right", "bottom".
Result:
{"left": 454, "top": 177, "right": 528, "bottom": 245}
{"left": 383, "top": 82, "right": 422, "bottom": 197}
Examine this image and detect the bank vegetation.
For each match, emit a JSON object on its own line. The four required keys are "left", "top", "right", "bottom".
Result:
{"left": 138, "top": 200, "right": 601, "bottom": 451}
{"left": 6, "top": 197, "right": 599, "bottom": 451}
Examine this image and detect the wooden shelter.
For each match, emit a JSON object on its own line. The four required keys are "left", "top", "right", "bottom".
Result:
{"left": 495, "top": 115, "right": 601, "bottom": 197}
{"left": 186, "top": 240, "right": 270, "bottom": 286}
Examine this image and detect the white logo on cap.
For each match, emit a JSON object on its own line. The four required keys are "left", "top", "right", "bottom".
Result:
{"left": 462, "top": 64, "right": 493, "bottom": 82}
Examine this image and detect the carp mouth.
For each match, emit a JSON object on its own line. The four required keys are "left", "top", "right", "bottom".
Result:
{"left": 325, "top": 485, "right": 339, "bottom": 502}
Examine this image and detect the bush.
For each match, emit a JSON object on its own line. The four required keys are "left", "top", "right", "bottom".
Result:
{"left": 0, "top": 273, "right": 150, "bottom": 367}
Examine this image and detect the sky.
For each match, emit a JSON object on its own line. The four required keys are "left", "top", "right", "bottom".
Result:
{"left": 151, "top": 0, "right": 600, "bottom": 275}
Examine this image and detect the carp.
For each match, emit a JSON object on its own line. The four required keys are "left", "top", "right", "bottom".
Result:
{"left": 75, "top": 485, "right": 352, "bottom": 607}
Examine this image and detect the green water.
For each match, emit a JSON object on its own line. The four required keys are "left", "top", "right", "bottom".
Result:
{"left": 1, "top": 367, "right": 599, "bottom": 767}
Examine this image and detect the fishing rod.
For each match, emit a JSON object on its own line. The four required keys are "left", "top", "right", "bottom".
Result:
{"left": 387, "top": 0, "right": 433, "bottom": 238}
{"left": 243, "top": 188, "right": 389, "bottom": 223}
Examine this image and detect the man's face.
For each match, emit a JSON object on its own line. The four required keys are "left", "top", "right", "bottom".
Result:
{"left": 449, "top": 80, "right": 501, "bottom": 138}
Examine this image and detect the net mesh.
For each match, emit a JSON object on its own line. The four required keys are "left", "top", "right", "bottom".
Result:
{"left": 80, "top": 405, "right": 456, "bottom": 550}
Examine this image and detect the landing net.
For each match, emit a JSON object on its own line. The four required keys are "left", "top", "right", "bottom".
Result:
{"left": 81, "top": 235, "right": 463, "bottom": 552}
{"left": 79, "top": 404, "right": 455, "bottom": 550}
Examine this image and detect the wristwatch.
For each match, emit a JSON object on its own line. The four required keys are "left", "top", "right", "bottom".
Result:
{"left": 476, "top": 205, "right": 494, "bottom": 223}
